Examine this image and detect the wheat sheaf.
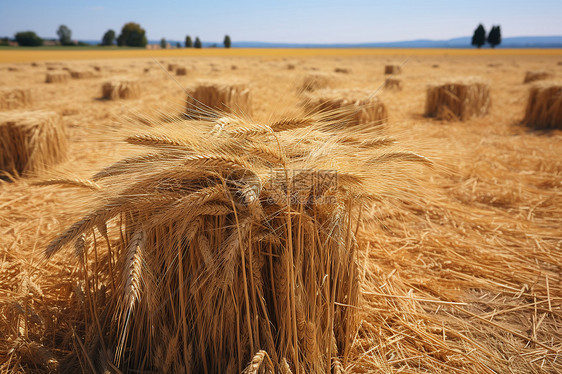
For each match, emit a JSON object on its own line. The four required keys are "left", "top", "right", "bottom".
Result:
{"left": 44, "top": 105, "right": 430, "bottom": 373}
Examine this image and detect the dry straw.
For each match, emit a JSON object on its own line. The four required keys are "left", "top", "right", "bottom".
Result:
{"left": 523, "top": 70, "right": 553, "bottom": 84}
{"left": 384, "top": 78, "right": 402, "bottom": 90}
{"left": 425, "top": 78, "right": 491, "bottom": 121}
{"left": 0, "top": 88, "right": 32, "bottom": 110}
{"left": 45, "top": 71, "right": 71, "bottom": 83}
{"left": 522, "top": 82, "right": 562, "bottom": 129}
{"left": 302, "top": 89, "right": 388, "bottom": 128}
{"left": 186, "top": 80, "right": 252, "bottom": 118}
{"left": 43, "top": 105, "right": 430, "bottom": 373}
{"left": 384, "top": 65, "right": 402, "bottom": 75}
{"left": 0, "top": 110, "right": 67, "bottom": 177}
{"left": 102, "top": 79, "right": 142, "bottom": 100}
{"left": 300, "top": 73, "right": 332, "bottom": 92}
{"left": 70, "top": 69, "right": 97, "bottom": 79}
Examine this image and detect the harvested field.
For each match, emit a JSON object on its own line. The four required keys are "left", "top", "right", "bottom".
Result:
{"left": 186, "top": 80, "right": 252, "bottom": 117}
{"left": 524, "top": 70, "right": 554, "bottom": 83}
{"left": 425, "top": 78, "right": 491, "bottom": 121}
{"left": 384, "top": 77, "right": 402, "bottom": 90}
{"left": 385, "top": 64, "right": 402, "bottom": 74}
{"left": 523, "top": 82, "right": 562, "bottom": 129}
{"left": 101, "top": 79, "right": 141, "bottom": 100}
{"left": 45, "top": 71, "right": 71, "bottom": 83}
{"left": 0, "top": 110, "right": 67, "bottom": 178}
{"left": 0, "top": 88, "right": 32, "bottom": 110}
{"left": 301, "top": 72, "right": 332, "bottom": 92}
{"left": 0, "top": 49, "right": 561, "bottom": 374}
{"left": 302, "top": 88, "right": 388, "bottom": 127}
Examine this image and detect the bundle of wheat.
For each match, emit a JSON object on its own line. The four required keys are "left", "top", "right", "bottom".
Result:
{"left": 176, "top": 67, "right": 188, "bottom": 76}
{"left": 425, "top": 78, "right": 491, "bottom": 121}
{"left": 0, "top": 88, "right": 32, "bottom": 111}
{"left": 102, "top": 79, "right": 142, "bottom": 100}
{"left": 384, "top": 78, "right": 402, "bottom": 90}
{"left": 334, "top": 68, "right": 350, "bottom": 74}
{"left": 0, "top": 111, "right": 67, "bottom": 178}
{"left": 70, "top": 70, "right": 97, "bottom": 79}
{"left": 384, "top": 65, "right": 402, "bottom": 75}
{"left": 43, "top": 110, "right": 429, "bottom": 373}
{"left": 522, "top": 82, "right": 562, "bottom": 129}
{"left": 45, "top": 71, "right": 71, "bottom": 83}
{"left": 168, "top": 63, "right": 178, "bottom": 72}
{"left": 302, "top": 89, "right": 388, "bottom": 129}
{"left": 523, "top": 70, "right": 553, "bottom": 84}
{"left": 300, "top": 73, "right": 331, "bottom": 92}
{"left": 186, "top": 80, "right": 252, "bottom": 118}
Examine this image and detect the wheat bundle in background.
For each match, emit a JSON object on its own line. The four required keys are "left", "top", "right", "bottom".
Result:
{"left": 69, "top": 69, "right": 97, "bottom": 79}
{"left": 0, "top": 88, "right": 32, "bottom": 111}
{"left": 102, "top": 79, "right": 141, "bottom": 100}
{"left": 384, "top": 65, "right": 402, "bottom": 75}
{"left": 300, "top": 72, "right": 332, "bottom": 92}
{"left": 302, "top": 88, "right": 388, "bottom": 128}
{"left": 167, "top": 63, "right": 178, "bottom": 72}
{"left": 186, "top": 80, "right": 252, "bottom": 117}
{"left": 0, "top": 111, "right": 67, "bottom": 177}
{"left": 43, "top": 109, "right": 430, "bottom": 373}
{"left": 176, "top": 67, "right": 188, "bottom": 76}
{"left": 384, "top": 78, "right": 402, "bottom": 90}
{"left": 45, "top": 71, "right": 71, "bottom": 83}
{"left": 523, "top": 70, "right": 553, "bottom": 84}
{"left": 522, "top": 82, "right": 562, "bottom": 129}
{"left": 425, "top": 78, "right": 491, "bottom": 121}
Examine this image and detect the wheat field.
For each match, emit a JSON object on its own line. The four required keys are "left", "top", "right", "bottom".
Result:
{"left": 0, "top": 49, "right": 561, "bottom": 373}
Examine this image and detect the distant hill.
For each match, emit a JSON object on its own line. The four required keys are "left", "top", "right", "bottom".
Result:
{"left": 230, "top": 36, "right": 562, "bottom": 48}
{"left": 80, "top": 36, "right": 562, "bottom": 48}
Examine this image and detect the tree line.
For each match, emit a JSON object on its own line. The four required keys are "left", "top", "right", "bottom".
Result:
{"left": 6, "top": 22, "right": 232, "bottom": 48}
{"left": 472, "top": 24, "right": 501, "bottom": 48}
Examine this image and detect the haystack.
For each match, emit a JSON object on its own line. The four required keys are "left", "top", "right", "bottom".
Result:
{"left": 522, "top": 83, "right": 562, "bottom": 129}
{"left": 384, "top": 78, "right": 402, "bottom": 90}
{"left": 45, "top": 71, "right": 71, "bottom": 83}
{"left": 70, "top": 69, "right": 96, "bottom": 79}
{"left": 0, "top": 88, "right": 32, "bottom": 111}
{"left": 384, "top": 65, "right": 402, "bottom": 75}
{"left": 44, "top": 111, "right": 429, "bottom": 373}
{"left": 185, "top": 80, "right": 252, "bottom": 117}
{"left": 300, "top": 72, "right": 332, "bottom": 92}
{"left": 167, "top": 63, "right": 178, "bottom": 72}
{"left": 101, "top": 79, "right": 141, "bottom": 100}
{"left": 176, "top": 67, "right": 188, "bottom": 76}
{"left": 425, "top": 78, "right": 491, "bottom": 121}
{"left": 302, "top": 88, "right": 388, "bottom": 128}
{"left": 523, "top": 70, "right": 553, "bottom": 84}
{"left": 0, "top": 111, "right": 67, "bottom": 177}
{"left": 335, "top": 67, "right": 350, "bottom": 74}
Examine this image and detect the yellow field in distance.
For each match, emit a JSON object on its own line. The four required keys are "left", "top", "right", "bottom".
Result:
{"left": 1, "top": 48, "right": 562, "bottom": 63}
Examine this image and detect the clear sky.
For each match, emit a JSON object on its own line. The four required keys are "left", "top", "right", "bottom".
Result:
{"left": 1, "top": 0, "right": 561, "bottom": 43}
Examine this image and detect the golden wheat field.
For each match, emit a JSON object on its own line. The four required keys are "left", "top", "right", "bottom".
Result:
{"left": 0, "top": 48, "right": 561, "bottom": 374}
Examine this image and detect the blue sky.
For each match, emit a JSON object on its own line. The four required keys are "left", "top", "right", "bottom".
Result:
{"left": 1, "top": 0, "right": 561, "bottom": 43}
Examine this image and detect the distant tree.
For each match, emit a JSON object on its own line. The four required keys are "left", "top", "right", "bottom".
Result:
{"left": 0, "top": 37, "right": 9, "bottom": 46}
{"left": 14, "top": 31, "right": 43, "bottom": 46}
{"left": 194, "top": 37, "right": 202, "bottom": 48}
{"left": 185, "top": 35, "right": 192, "bottom": 48}
{"left": 471, "top": 24, "right": 486, "bottom": 48}
{"left": 487, "top": 26, "right": 501, "bottom": 48}
{"left": 176, "top": 42, "right": 181, "bottom": 48}
{"left": 160, "top": 38, "right": 167, "bottom": 49}
{"left": 224, "top": 35, "right": 231, "bottom": 48}
{"left": 101, "top": 29, "right": 116, "bottom": 46}
{"left": 57, "top": 25, "right": 72, "bottom": 45}
{"left": 117, "top": 22, "right": 147, "bottom": 47}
